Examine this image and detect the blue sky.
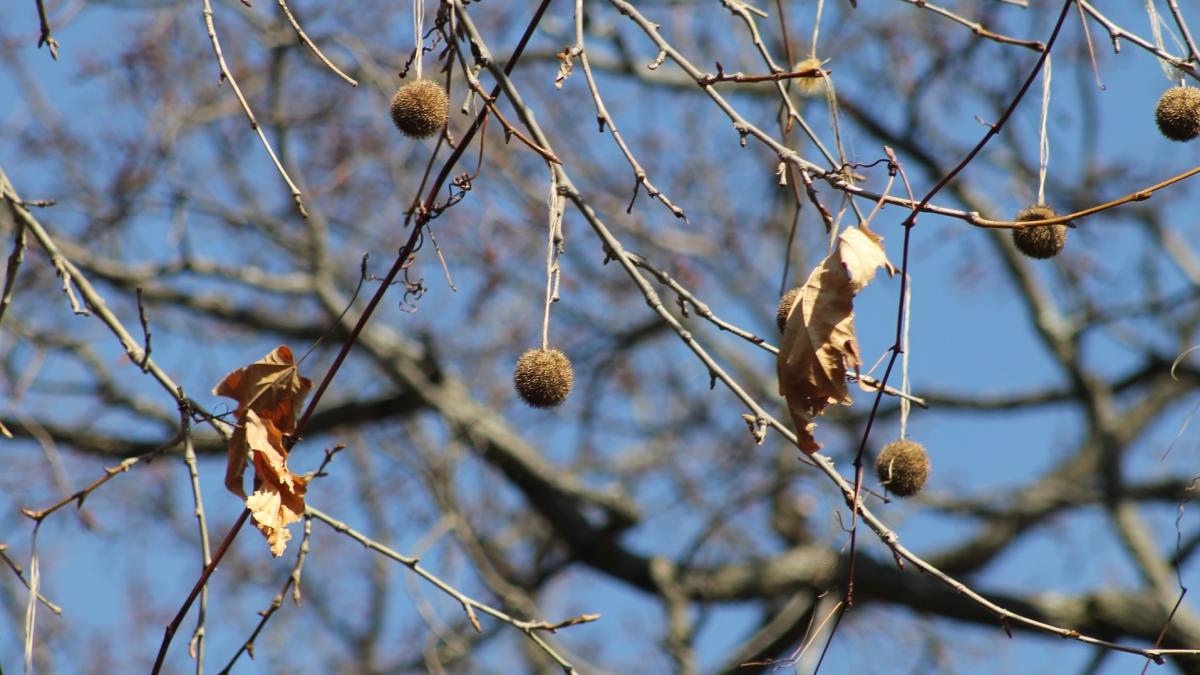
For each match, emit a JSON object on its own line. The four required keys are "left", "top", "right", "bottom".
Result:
{"left": 1, "top": 1, "right": 1199, "bottom": 674}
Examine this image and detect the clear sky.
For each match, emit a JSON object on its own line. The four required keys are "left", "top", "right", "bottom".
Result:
{"left": 1, "top": 1, "right": 1198, "bottom": 674}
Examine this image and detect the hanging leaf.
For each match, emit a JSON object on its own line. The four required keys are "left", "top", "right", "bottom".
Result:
{"left": 777, "top": 227, "right": 895, "bottom": 453}
{"left": 214, "top": 345, "right": 313, "bottom": 556}
{"left": 213, "top": 344, "right": 312, "bottom": 435}
{"left": 233, "top": 411, "right": 309, "bottom": 557}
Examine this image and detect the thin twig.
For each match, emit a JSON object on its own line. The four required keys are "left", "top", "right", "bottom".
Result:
{"left": 425, "top": 226, "right": 458, "bottom": 291}
{"left": 180, "top": 411, "right": 212, "bottom": 675}
{"left": 1075, "top": 0, "right": 1106, "bottom": 90}
{"left": 595, "top": 2, "right": 1199, "bottom": 234}
{"left": 466, "top": 3, "right": 1200, "bottom": 662}
{"left": 625, "top": 251, "right": 928, "bottom": 408}
{"left": 151, "top": 508, "right": 251, "bottom": 675}
{"left": 743, "top": 598, "right": 843, "bottom": 669}
{"left": 20, "top": 432, "right": 184, "bottom": 523}
{"left": 201, "top": 0, "right": 308, "bottom": 217}
{"left": 0, "top": 167, "right": 230, "bottom": 441}
{"left": 720, "top": 0, "right": 856, "bottom": 204}
{"left": 1163, "top": 0, "right": 1200, "bottom": 67}
{"left": 540, "top": 172, "right": 563, "bottom": 351}
{"left": 969, "top": 163, "right": 1200, "bottom": 229}
{"left": 33, "top": 0, "right": 59, "bottom": 59}
{"left": 0, "top": 543, "right": 61, "bottom": 615}
{"left": 151, "top": 3, "right": 557, "bottom": 670}
{"left": 50, "top": 256, "right": 87, "bottom": 315}
{"left": 573, "top": 124, "right": 1195, "bottom": 662}
{"left": 135, "top": 288, "right": 152, "bottom": 372}
{"left": 841, "top": 0, "right": 1072, "bottom": 624}
{"left": 276, "top": 0, "right": 359, "bottom": 86}
{"left": 898, "top": 0, "right": 1073, "bottom": 230}
{"left": 1078, "top": 1, "right": 1199, "bottom": 78}
{"left": 23, "top": 524, "right": 40, "bottom": 675}
{"left": 308, "top": 505, "right": 593, "bottom": 674}
{"left": 897, "top": 0, "right": 1045, "bottom": 51}
{"left": 218, "top": 516, "right": 313, "bottom": 674}
{"left": 696, "top": 61, "right": 828, "bottom": 86}
{"left": 721, "top": 0, "right": 868, "bottom": 230}
{"left": 569, "top": 0, "right": 687, "bottom": 221}
{"left": 0, "top": 217, "right": 26, "bottom": 328}
{"left": 797, "top": 168, "right": 835, "bottom": 231}
{"left": 457, "top": 72, "right": 563, "bottom": 164}
{"left": 218, "top": 446, "right": 340, "bottom": 674}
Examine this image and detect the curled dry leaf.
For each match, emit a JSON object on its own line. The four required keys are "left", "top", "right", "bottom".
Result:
{"left": 239, "top": 410, "right": 309, "bottom": 556}
{"left": 214, "top": 345, "right": 313, "bottom": 557}
{"left": 213, "top": 344, "right": 312, "bottom": 435}
{"left": 777, "top": 227, "right": 895, "bottom": 453}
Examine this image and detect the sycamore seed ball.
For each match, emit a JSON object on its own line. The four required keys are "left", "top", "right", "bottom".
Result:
{"left": 776, "top": 287, "right": 801, "bottom": 333}
{"left": 390, "top": 79, "right": 450, "bottom": 139}
{"left": 513, "top": 348, "right": 574, "bottom": 408}
{"left": 1012, "top": 204, "right": 1067, "bottom": 260}
{"left": 875, "top": 439, "right": 930, "bottom": 498}
{"left": 1155, "top": 86, "right": 1200, "bottom": 142}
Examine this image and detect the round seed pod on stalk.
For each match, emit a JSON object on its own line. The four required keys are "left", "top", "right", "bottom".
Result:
{"left": 513, "top": 348, "right": 574, "bottom": 408}
{"left": 1155, "top": 85, "right": 1200, "bottom": 142}
{"left": 1011, "top": 204, "right": 1067, "bottom": 260}
{"left": 875, "top": 439, "right": 931, "bottom": 497}
{"left": 390, "top": 79, "right": 450, "bottom": 139}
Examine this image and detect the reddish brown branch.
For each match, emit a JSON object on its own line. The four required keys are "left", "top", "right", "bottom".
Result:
{"left": 149, "top": 1, "right": 557, "bottom": 670}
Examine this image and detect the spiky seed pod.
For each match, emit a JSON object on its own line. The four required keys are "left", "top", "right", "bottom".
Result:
{"left": 513, "top": 348, "right": 574, "bottom": 408}
{"left": 793, "top": 57, "right": 826, "bottom": 97}
{"left": 1155, "top": 86, "right": 1200, "bottom": 142}
{"left": 1012, "top": 204, "right": 1067, "bottom": 260}
{"left": 390, "top": 79, "right": 450, "bottom": 139}
{"left": 875, "top": 439, "right": 930, "bottom": 498}
{"left": 776, "top": 287, "right": 802, "bottom": 333}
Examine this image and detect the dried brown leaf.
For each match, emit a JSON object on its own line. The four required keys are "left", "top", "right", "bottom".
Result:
{"left": 554, "top": 48, "right": 574, "bottom": 89}
{"left": 215, "top": 345, "right": 312, "bottom": 557}
{"left": 235, "top": 410, "right": 308, "bottom": 557}
{"left": 213, "top": 345, "right": 312, "bottom": 435}
{"left": 777, "top": 227, "right": 894, "bottom": 453}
